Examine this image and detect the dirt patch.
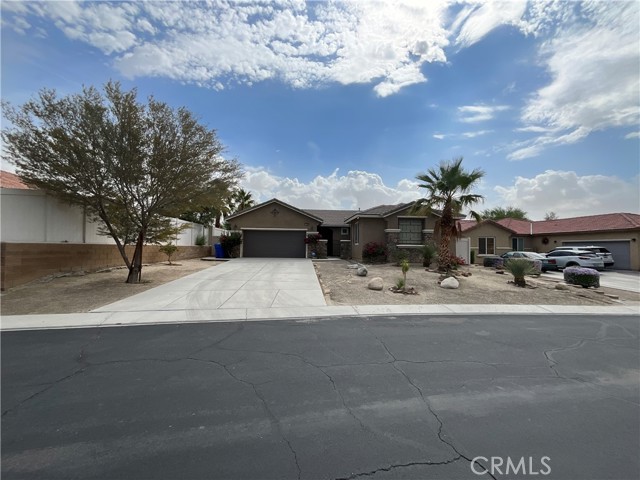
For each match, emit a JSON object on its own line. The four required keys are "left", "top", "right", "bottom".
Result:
{"left": 1, "top": 259, "right": 221, "bottom": 315}
{"left": 314, "top": 260, "right": 640, "bottom": 307}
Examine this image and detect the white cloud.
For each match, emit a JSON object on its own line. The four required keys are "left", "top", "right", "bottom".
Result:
{"left": 454, "top": 0, "right": 528, "bottom": 48}
{"left": 462, "top": 130, "right": 493, "bottom": 138}
{"left": 510, "top": 1, "right": 640, "bottom": 160}
{"left": 493, "top": 170, "right": 640, "bottom": 219}
{"left": 624, "top": 132, "right": 640, "bottom": 140}
{"left": 433, "top": 134, "right": 446, "bottom": 140}
{"left": 1, "top": 1, "right": 453, "bottom": 97}
{"left": 458, "top": 104, "right": 509, "bottom": 123}
{"left": 241, "top": 167, "right": 421, "bottom": 210}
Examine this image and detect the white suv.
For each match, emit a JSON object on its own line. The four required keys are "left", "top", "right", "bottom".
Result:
{"left": 550, "top": 246, "right": 614, "bottom": 268}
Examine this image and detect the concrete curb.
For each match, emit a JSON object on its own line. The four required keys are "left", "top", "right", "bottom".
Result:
{"left": 1, "top": 304, "right": 638, "bottom": 331}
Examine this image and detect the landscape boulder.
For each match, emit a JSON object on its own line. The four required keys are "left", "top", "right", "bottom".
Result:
{"left": 440, "top": 277, "right": 459, "bottom": 289}
{"left": 357, "top": 266, "right": 368, "bottom": 277}
{"left": 367, "top": 277, "right": 384, "bottom": 291}
{"left": 555, "top": 283, "right": 570, "bottom": 291}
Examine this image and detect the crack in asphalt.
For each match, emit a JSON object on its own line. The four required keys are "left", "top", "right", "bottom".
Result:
{"left": 187, "top": 323, "right": 245, "bottom": 357}
{"left": 543, "top": 338, "right": 640, "bottom": 406}
{"left": 332, "top": 456, "right": 463, "bottom": 480}
{"left": 361, "top": 323, "right": 498, "bottom": 480}
{"left": 186, "top": 356, "right": 302, "bottom": 480}
{"left": 1, "top": 367, "right": 86, "bottom": 417}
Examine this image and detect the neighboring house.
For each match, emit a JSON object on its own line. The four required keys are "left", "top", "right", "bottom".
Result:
{"left": 0, "top": 170, "right": 209, "bottom": 290}
{"left": 460, "top": 214, "right": 640, "bottom": 270}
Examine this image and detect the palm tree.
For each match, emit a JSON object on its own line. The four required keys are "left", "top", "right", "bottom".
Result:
{"left": 411, "top": 157, "right": 485, "bottom": 272}
{"left": 232, "top": 188, "right": 255, "bottom": 213}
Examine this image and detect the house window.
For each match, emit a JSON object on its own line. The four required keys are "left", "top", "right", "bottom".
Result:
{"left": 512, "top": 237, "right": 524, "bottom": 251}
{"left": 353, "top": 222, "right": 359, "bottom": 245}
{"left": 398, "top": 218, "right": 422, "bottom": 244}
{"left": 479, "top": 237, "right": 495, "bottom": 255}
{"left": 341, "top": 227, "right": 349, "bottom": 236}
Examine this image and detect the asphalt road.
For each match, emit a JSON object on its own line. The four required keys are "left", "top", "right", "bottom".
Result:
{"left": 2, "top": 314, "right": 639, "bottom": 480}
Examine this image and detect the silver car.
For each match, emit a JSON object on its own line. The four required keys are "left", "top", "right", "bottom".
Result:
{"left": 544, "top": 250, "right": 605, "bottom": 270}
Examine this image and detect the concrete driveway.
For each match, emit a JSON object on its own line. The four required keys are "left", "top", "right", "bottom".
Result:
{"left": 94, "top": 258, "right": 326, "bottom": 313}
{"left": 543, "top": 270, "right": 640, "bottom": 293}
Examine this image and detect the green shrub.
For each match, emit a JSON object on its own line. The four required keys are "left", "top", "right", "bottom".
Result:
{"left": 422, "top": 243, "right": 437, "bottom": 267}
{"left": 564, "top": 267, "right": 600, "bottom": 288}
{"left": 391, "top": 248, "right": 408, "bottom": 266}
{"left": 470, "top": 250, "right": 476, "bottom": 264}
{"left": 395, "top": 278, "right": 405, "bottom": 290}
{"left": 195, "top": 234, "right": 206, "bottom": 246}
{"left": 220, "top": 232, "right": 242, "bottom": 258}
{"left": 159, "top": 243, "right": 178, "bottom": 265}
{"left": 504, "top": 258, "right": 538, "bottom": 287}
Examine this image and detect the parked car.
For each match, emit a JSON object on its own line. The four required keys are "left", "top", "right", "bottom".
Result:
{"left": 550, "top": 246, "right": 614, "bottom": 268}
{"left": 500, "top": 251, "right": 550, "bottom": 272}
{"left": 544, "top": 250, "right": 605, "bottom": 270}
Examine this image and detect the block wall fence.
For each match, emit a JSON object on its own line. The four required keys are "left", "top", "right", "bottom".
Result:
{"left": 1, "top": 243, "right": 211, "bottom": 290}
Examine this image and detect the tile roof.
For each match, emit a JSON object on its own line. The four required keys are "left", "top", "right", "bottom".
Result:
{"left": 532, "top": 213, "right": 640, "bottom": 234}
{"left": 304, "top": 209, "right": 358, "bottom": 227}
{"left": 0, "top": 171, "right": 33, "bottom": 190}
{"left": 459, "top": 213, "right": 640, "bottom": 235}
{"left": 225, "top": 198, "right": 324, "bottom": 222}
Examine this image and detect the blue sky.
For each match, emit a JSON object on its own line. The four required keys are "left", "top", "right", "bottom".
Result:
{"left": 2, "top": 0, "right": 639, "bottom": 220}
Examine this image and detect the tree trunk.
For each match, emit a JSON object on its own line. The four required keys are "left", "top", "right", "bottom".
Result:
{"left": 438, "top": 230, "right": 452, "bottom": 272}
{"left": 126, "top": 231, "right": 145, "bottom": 284}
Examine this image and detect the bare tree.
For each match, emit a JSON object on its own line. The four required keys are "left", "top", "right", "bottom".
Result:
{"left": 544, "top": 211, "right": 559, "bottom": 221}
{"left": 2, "top": 81, "right": 241, "bottom": 283}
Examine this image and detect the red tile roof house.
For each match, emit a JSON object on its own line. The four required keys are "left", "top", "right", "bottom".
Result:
{"left": 459, "top": 214, "right": 640, "bottom": 270}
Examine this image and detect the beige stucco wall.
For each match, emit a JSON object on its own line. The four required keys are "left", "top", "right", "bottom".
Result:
{"left": 530, "top": 230, "right": 640, "bottom": 270}
{"left": 351, "top": 218, "right": 386, "bottom": 260}
{"left": 228, "top": 204, "right": 320, "bottom": 232}
{"left": 466, "top": 224, "right": 513, "bottom": 261}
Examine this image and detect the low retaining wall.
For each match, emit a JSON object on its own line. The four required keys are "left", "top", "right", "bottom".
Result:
{"left": 1, "top": 242, "right": 211, "bottom": 290}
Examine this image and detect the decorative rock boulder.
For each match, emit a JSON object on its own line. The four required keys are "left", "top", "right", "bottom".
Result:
{"left": 440, "top": 277, "right": 459, "bottom": 289}
{"left": 368, "top": 277, "right": 384, "bottom": 291}
{"left": 555, "top": 283, "right": 570, "bottom": 290}
{"left": 357, "top": 266, "right": 368, "bottom": 277}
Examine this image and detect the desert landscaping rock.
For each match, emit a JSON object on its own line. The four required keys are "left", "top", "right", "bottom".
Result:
{"left": 367, "top": 277, "right": 384, "bottom": 291}
{"left": 314, "top": 260, "right": 639, "bottom": 307}
{"left": 356, "top": 266, "right": 368, "bottom": 277}
{"left": 555, "top": 283, "right": 570, "bottom": 290}
{"left": 440, "top": 277, "right": 460, "bottom": 289}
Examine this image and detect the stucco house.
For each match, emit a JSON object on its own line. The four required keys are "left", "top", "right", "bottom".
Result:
{"left": 225, "top": 198, "right": 450, "bottom": 262}
{"left": 459, "top": 214, "right": 640, "bottom": 270}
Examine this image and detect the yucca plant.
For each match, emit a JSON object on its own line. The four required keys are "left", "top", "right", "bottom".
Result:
{"left": 400, "top": 259, "right": 410, "bottom": 293}
{"left": 503, "top": 259, "right": 538, "bottom": 287}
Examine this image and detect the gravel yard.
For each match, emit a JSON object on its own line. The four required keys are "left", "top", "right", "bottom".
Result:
{"left": 314, "top": 259, "right": 638, "bottom": 307}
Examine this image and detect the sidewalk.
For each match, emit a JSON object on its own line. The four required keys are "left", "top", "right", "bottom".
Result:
{"left": 1, "top": 303, "right": 638, "bottom": 331}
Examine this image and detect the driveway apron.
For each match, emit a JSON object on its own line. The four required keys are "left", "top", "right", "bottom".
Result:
{"left": 92, "top": 258, "right": 326, "bottom": 314}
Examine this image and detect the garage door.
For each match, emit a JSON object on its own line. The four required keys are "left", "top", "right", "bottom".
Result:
{"left": 562, "top": 240, "right": 631, "bottom": 270}
{"left": 243, "top": 230, "right": 307, "bottom": 258}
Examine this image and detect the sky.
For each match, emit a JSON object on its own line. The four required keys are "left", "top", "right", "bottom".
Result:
{"left": 1, "top": 0, "right": 639, "bottom": 220}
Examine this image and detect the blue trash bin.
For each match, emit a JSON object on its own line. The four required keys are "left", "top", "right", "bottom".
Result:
{"left": 214, "top": 243, "right": 224, "bottom": 258}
